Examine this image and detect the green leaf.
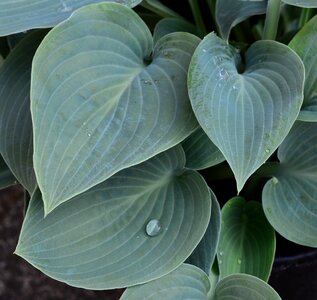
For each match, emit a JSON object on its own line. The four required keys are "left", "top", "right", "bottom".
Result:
{"left": 121, "top": 263, "right": 211, "bottom": 300}
{"left": 182, "top": 127, "right": 225, "bottom": 170}
{"left": 289, "top": 16, "right": 317, "bottom": 122}
{"left": 216, "top": 0, "right": 267, "bottom": 41}
{"left": 214, "top": 273, "right": 281, "bottom": 300}
{"left": 15, "top": 146, "right": 211, "bottom": 289}
{"left": 186, "top": 190, "right": 221, "bottom": 275}
{"left": 282, "top": 0, "right": 317, "bottom": 8}
{"left": 262, "top": 121, "right": 317, "bottom": 247}
{"left": 0, "top": 155, "right": 16, "bottom": 190}
{"left": 0, "top": 31, "right": 46, "bottom": 193}
{"left": 153, "top": 17, "right": 198, "bottom": 44}
{"left": 0, "top": 0, "right": 142, "bottom": 36}
{"left": 140, "top": 0, "right": 181, "bottom": 18}
{"left": 31, "top": 2, "right": 200, "bottom": 214}
{"left": 217, "top": 197, "right": 275, "bottom": 281}
{"left": 188, "top": 33, "right": 305, "bottom": 192}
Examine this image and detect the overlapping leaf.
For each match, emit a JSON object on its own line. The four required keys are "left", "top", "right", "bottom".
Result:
{"left": 263, "top": 122, "right": 317, "bottom": 247}
{"left": 216, "top": 0, "right": 267, "bottom": 41}
{"left": 0, "top": 155, "right": 16, "bottom": 190}
{"left": 182, "top": 128, "right": 225, "bottom": 170}
{"left": 121, "top": 264, "right": 281, "bottom": 300}
{"left": 188, "top": 33, "right": 305, "bottom": 192}
{"left": 186, "top": 190, "right": 221, "bottom": 275}
{"left": 31, "top": 3, "right": 200, "bottom": 213}
{"left": 0, "top": 31, "right": 46, "bottom": 193}
{"left": 121, "top": 264, "right": 211, "bottom": 300}
{"left": 282, "top": 0, "right": 317, "bottom": 8}
{"left": 217, "top": 197, "right": 275, "bottom": 281}
{"left": 15, "top": 146, "right": 211, "bottom": 289}
{"left": 0, "top": 0, "right": 142, "bottom": 36}
{"left": 289, "top": 16, "right": 317, "bottom": 122}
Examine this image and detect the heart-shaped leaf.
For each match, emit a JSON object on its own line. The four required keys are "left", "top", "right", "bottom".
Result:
{"left": 15, "top": 146, "right": 211, "bottom": 289}
{"left": 0, "top": 155, "right": 16, "bottom": 190}
{"left": 153, "top": 17, "right": 199, "bottom": 44}
{"left": 214, "top": 273, "right": 281, "bottom": 300}
{"left": 0, "top": 0, "right": 142, "bottom": 36}
{"left": 31, "top": 2, "right": 200, "bottom": 213}
{"left": 282, "top": 0, "right": 317, "bottom": 7}
{"left": 182, "top": 127, "right": 225, "bottom": 170}
{"left": 121, "top": 263, "right": 211, "bottom": 300}
{"left": 188, "top": 33, "right": 305, "bottom": 192}
{"left": 216, "top": 0, "right": 267, "bottom": 41}
{"left": 186, "top": 189, "right": 221, "bottom": 275}
{"left": 0, "top": 31, "right": 46, "bottom": 193}
{"left": 217, "top": 197, "right": 275, "bottom": 281}
{"left": 289, "top": 15, "right": 317, "bottom": 122}
{"left": 263, "top": 121, "right": 317, "bottom": 247}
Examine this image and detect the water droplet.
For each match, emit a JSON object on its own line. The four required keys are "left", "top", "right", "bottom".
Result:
{"left": 272, "top": 177, "right": 279, "bottom": 185}
{"left": 82, "top": 122, "right": 86, "bottom": 126}
{"left": 136, "top": 235, "right": 140, "bottom": 239}
{"left": 219, "top": 251, "right": 223, "bottom": 256}
{"left": 265, "top": 149, "right": 270, "bottom": 153}
{"left": 218, "top": 68, "right": 229, "bottom": 80}
{"left": 87, "top": 133, "right": 91, "bottom": 137}
{"left": 142, "top": 79, "right": 152, "bottom": 85}
{"left": 202, "top": 48, "right": 207, "bottom": 53}
{"left": 146, "top": 219, "right": 161, "bottom": 237}
{"left": 233, "top": 85, "right": 237, "bottom": 90}
{"left": 238, "top": 258, "right": 242, "bottom": 265}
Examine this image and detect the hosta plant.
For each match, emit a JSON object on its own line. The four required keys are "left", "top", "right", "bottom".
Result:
{"left": 1, "top": 0, "right": 317, "bottom": 298}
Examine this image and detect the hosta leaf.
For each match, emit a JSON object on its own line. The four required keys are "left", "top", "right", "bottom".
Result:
{"left": 289, "top": 16, "right": 317, "bottom": 122}
{"left": 0, "top": 0, "right": 142, "bottom": 36}
{"left": 217, "top": 197, "right": 275, "bottom": 281}
{"left": 282, "top": 0, "right": 317, "bottom": 8}
{"left": 153, "top": 17, "right": 198, "bottom": 44}
{"left": 31, "top": 2, "right": 200, "bottom": 214}
{"left": 0, "top": 31, "right": 46, "bottom": 193}
{"left": 214, "top": 273, "right": 281, "bottom": 300}
{"left": 15, "top": 146, "right": 211, "bottom": 289}
{"left": 140, "top": 0, "right": 181, "bottom": 18}
{"left": 121, "top": 264, "right": 211, "bottom": 300}
{"left": 182, "top": 127, "right": 225, "bottom": 170}
{"left": 263, "top": 122, "right": 317, "bottom": 247}
{"left": 188, "top": 33, "right": 304, "bottom": 192}
{"left": 0, "top": 155, "right": 16, "bottom": 190}
{"left": 216, "top": 0, "right": 267, "bottom": 41}
{"left": 186, "top": 190, "right": 221, "bottom": 275}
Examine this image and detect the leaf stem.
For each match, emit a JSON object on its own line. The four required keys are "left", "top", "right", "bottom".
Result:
{"left": 188, "top": 0, "right": 207, "bottom": 36}
{"left": 263, "top": 0, "right": 282, "bottom": 40}
{"left": 299, "top": 8, "right": 313, "bottom": 28}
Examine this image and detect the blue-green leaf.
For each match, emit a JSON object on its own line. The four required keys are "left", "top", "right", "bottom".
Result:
{"left": 217, "top": 197, "right": 275, "bottom": 281}
{"left": 0, "top": 155, "right": 16, "bottom": 190}
{"left": 289, "top": 16, "right": 317, "bottom": 122}
{"left": 263, "top": 121, "right": 317, "bottom": 247}
{"left": 15, "top": 146, "right": 211, "bottom": 289}
{"left": 186, "top": 190, "right": 221, "bottom": 275}
{"left": 0, "top": 31, "right": 45, "bottom": 193}
{"left": 216, "top": 0, "right": 267, "bottom": 41}
{"left": 214, "top": 273, "right": 281, "bottom": 300}
{"left": 0, "top": 0, "right": 142, "bottom": 36}
{"left": 121, "top": 264, "right": 211, "bottom": 300}
{"left": 182, "top": 127, "right": 225, "bottom": 170}
{"left": 282, "top": 0, "right": 317, "bottom": 8}
{"left": 31, "top": 3, "right": 200, "bottom": 214}
{"left": 188, "top": 33, "right": 305, "bottom": 192}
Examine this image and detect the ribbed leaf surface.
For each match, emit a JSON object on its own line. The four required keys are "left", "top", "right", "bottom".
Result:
{"left": 0, "top": 0, "right": 141, "bottom": 36}
{"left": 290, "top": 16, "right": 317, "bottom": 122}
{"left": 31, "top": 3, "right": 200, "bottom": 213}
{"left": 263, "top": 122, "right": 317, "bottom": 247}
{"left": 217, "top": 197, "right": 275, "bottom": 281}
{"left": 121, "top": 264, "right": 211, "bottom": 300}
{"left": 282, "top": 0, "right": 317, "bottom": 7}
{"left": 188, "top": 33, "right": 304, "bottom": 192}
{"left": 0, "top": 31, "right": 45, "bottom": 193}
{"left": 15, "top": 146, "right": 211, "bottom": 289}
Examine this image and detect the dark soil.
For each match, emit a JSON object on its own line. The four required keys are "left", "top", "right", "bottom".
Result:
{"left": 0, "top": 185, "right": 123, "bottom": 300}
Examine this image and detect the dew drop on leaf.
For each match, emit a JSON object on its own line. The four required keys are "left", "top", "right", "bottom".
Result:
{"left": 146, "top": 219, "right": 162, "bottom": 237}
{"left": 237, "top": 258, "right": 242, "bottom": 264}
{"left": 272, "top": 177, "right": 279, "bottom": 185}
